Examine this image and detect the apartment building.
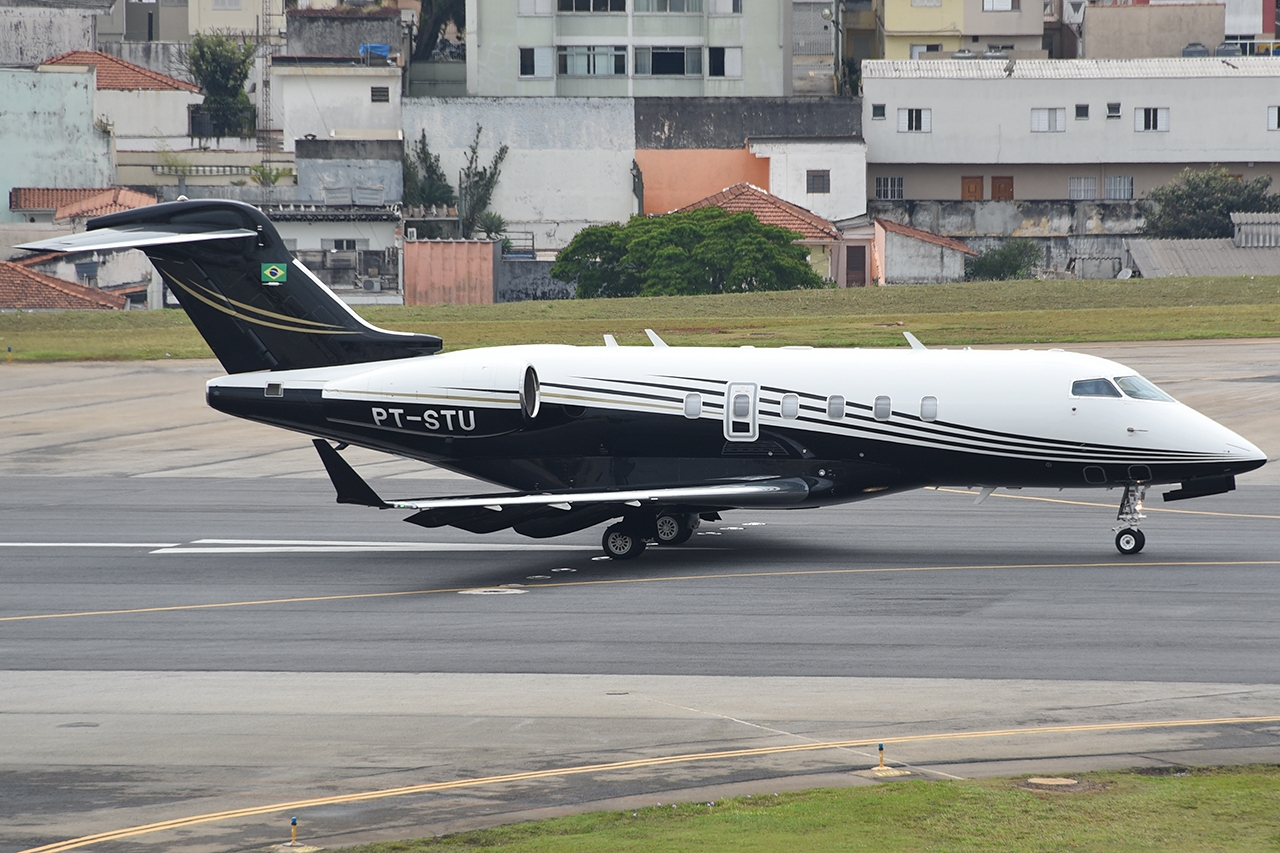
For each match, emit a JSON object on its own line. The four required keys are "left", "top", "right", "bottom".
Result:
{"left": 461, "top": 0, "right": 794, "bottom": 96}
{"left": 876, "top": 0, "right": 1044, "bottom": 60}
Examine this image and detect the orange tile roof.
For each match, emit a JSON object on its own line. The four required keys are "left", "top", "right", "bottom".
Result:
{"left": 55, "top": 188, "right": 157, "bottom": 221}
{"left": 0, "top": 262, "right": 126, "bottom": 310}
{"left": 10, "top": 187, "right": 113, "bottom": 213}
{"left": 674, "top": 183, "right": 841, "bottom": 242}
{"left": 875, "top": 218, "right": 978, "bottom": 256}
{"left": 42, "top": 50, "right": 200, "bottom": 92}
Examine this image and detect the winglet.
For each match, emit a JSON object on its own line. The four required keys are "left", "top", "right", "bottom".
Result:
{"left": 312, "top": 439, "right": 389, "bottom": 508}
{"left": 603, "top": 334, "right": 619, "bottom": 347}
{"left": 903, "top": 332, "right": 927, "bottom": 351}
{"left": 644, "top": 329, "right": 669, "bottom": 348}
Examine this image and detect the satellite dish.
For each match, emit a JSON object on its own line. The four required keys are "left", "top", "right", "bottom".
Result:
{"left": 1116, "top": 268, "right": 1133, "bottom": 279}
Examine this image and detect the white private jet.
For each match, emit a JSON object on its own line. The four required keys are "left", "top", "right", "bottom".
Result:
{"left": 22, "top": 200, "right": 1266, "bottom": 559}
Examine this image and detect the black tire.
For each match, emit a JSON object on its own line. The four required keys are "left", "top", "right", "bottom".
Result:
{"left": 602, "top": 524, "right": 647, "bottom": 560}
{"left": 654, "top": 513, "right": 694, "bottom": 546}
{"left": 1115, "top": 528, "right": 1145, "bottom": 555}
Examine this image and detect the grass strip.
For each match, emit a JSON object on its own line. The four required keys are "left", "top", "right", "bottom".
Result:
{"left": 1, "top": 277, "right": 1278, "bottom": 361}
{"left": 333, "top": 765, "right": 1280, "bottom": 853}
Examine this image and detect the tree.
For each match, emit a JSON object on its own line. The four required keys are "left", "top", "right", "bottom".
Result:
{"left": 412, "top": 0, "right": 465, "bottom": 62}
{"left": 188, "top": 33, "right": 256, "bottom": 138}
{"left": 1142, "top": 166, "right": 1280, "bottom": 239}
{"left": 456, "top": 126, "right": 509, "bottom": 239}
{"left": 551, "top": 207, "right": 826, "bottom": 298}
{"left": 965, "top": 238, "right": 1042, "bottom": 281}
{"left": 402, "top": 131, "right": 456, "bottom": 209}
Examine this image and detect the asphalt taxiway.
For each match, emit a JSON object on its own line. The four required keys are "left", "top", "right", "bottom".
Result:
{"left": 1, "top": 342, "right": 1278, "bottom": 853}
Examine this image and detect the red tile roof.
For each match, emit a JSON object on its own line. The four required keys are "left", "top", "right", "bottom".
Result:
{"left": 875, "top": 218, "right": 978, "bottom": 256}
{"left": 674, "top": 183, "right": 841, "bottom": 242}
{"left": 42, "top": 50, "right": 200, "bottom": 92}
{"left": 10, "top": 187, "right": 113, "bottom": 213}
{"left": 55, "top": 188, "right": 157, "bottom": 221}
{"left": 0, "top": 262, "right": 126, "bottom": 310}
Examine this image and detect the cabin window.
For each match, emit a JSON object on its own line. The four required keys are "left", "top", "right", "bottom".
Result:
{"left": 732, "top": 393, "right": 750, "bottom": 418}
{"left": 780, "top": 394, "right": 800, "bottom": 419}
{"left": 1072, "top": 378, "right": 1122, "bottom": 397}
{"left": 920, "top": 395, "right": 938, "bottom": 421}
{"left": 826, "top": 395, "right": 845, "bottom": 419}
{"left": 684, "top": 393, "right": 702, "bottom": 418}
{"left": 1114, "top": 375, "right": 1174, "bottom": 402}
{"left": 874, "top": 395, "right": 892, "bottom": 421}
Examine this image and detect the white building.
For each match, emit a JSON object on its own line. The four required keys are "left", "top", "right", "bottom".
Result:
{"left": 270, "top": 57, "right": 402, "bottom": 153}
{"left": 862, "top": 58, "right": 1280, "bottom": 203}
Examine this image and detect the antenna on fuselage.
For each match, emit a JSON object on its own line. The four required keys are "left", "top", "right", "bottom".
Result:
{"left": 603, "top": 334, "right": 619, "bottom": 347}
{"left": 644, "top": 329, "right": 669, "bottom": 348}
{"left": 903, "top": 332, "right": 927, "bottom": 351}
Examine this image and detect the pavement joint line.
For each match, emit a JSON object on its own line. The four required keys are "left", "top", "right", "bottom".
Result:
{"left": 932, "top": 487, "right": 1280, "bottom": 520}
{"left": 4, "top": 560, "right": 1279, "bottom": 623}
{"left": 18, "top": 715, "right": 1280, "bottom": 853}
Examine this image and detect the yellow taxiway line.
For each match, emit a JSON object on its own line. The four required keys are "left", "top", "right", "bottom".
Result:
{"left": 3, "top": 559, "right": 1279, "bottom": 624}
{"left": 19, "top": 714, "right": 1280, "bottom": 853}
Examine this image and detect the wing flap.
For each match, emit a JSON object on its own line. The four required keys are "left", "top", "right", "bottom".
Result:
{"left": 387, "top": 478, "right": 810, "bottom": 511}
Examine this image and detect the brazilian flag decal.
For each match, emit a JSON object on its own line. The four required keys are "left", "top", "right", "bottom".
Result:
{"left": 261, "top": 263, "right": 288, "bottom": 283}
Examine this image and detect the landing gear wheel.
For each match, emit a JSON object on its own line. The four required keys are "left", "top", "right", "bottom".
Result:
{"left": 1115, "top": 528, "right": 1145, "bottom": 555}
{"left": 602, "top": 524, "right": 647, "bottom": 560}
{"left": 654, "top": 513, "right": 694, "bottom": 546}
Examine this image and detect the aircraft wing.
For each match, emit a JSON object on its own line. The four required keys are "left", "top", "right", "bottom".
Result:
{"left": 16, "top": 226, "right": 256, "bottom": 254}
{"left": 312, "top": 439, "right": 810, "bottom": 511}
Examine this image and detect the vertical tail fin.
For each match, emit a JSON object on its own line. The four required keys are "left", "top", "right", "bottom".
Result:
{"left": 18, "top": 199, "right": 441, "bottom": 374}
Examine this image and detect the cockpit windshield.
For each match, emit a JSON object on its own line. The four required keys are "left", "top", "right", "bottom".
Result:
{"left": 1071, "top": 378, "right": 1121, "bottom": 397}
{"left": 1114, "top": 375, "right": 1175, "bottom": 402}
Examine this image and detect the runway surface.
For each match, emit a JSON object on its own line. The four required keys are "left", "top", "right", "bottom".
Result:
{"left": 2, "top": 343, "right": 1279, "bottom": 852}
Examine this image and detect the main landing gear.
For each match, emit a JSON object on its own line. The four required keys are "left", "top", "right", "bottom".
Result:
{"left": 1113, "top": 483, "right": 1148, "bottom": 555}
{"left": 601, "top": 512, "right": 700, "bottom": 559}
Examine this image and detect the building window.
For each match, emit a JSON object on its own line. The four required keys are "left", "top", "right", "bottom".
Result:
{"left": 520, "top": 47, "right": 553, "bottom": 77}
{"left": 806, "top": 170, "right": 831, "bottom": 194}
{"left": 1105, "top": 175, "right": 1134, "bottom": 200}
{"left": 982, "top": 0, "right": 1019, "bottom": 10}
{"left": 1136, "top": 107, "right": 1169, "bottom": 132}
{"left": 875, "top": 176, "right": 904, "bottom": 200}
{"left": 1269, "top": 106, "right": 1279, "bottom": 130}
{"left": 911, "top": 0, "right": 942, "bottom": 7}
{"left": 1075, "top": 104, "right": 1089, "bottom": 119}
{"left": 871, "top": 103, "right": 886, "bottom": 119}
{"left": 634, "top": 46, "right": 702, "bottom": 75}
{"left": 909, "top": 44, "right": 941, "bottom": 58}
{"left": 1030, "top": 107, "right": 1065, "bottom": 132}
{"left": 322, "top": 239, "right": 368, "bottom": 251}
{"left": 559, "top": 0, "right": 626, "bottom": 10}
{"left": 635, "top": 0, "right": 703, "bottom": 10}
{"left": 707, "top": 46, "right": 742, "bottom": 77}
{"left": 211, "top": 0, "right": 241, "bottom": 8}
{"left": 370, "top": 86, "right": 390, "bottom": 103}
{"left": 558, "top": 45, "right": 627, "bottom": 76}
{"left": 1106, "top": 102, "right": 1121, "bottom": 119}
{"left": 708, "top": 0, "right": 741, "bottom": 12}
{"left": 1068, "top": 176, "right": 1097, "bottom": 200}
{"left": 897, "top": 107, "right": 931, "bottom": 132}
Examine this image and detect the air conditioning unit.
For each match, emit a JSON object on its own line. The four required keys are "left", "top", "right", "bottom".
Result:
{"left": 405, "top": 227, "right": 417, "bottom": 241}
{"left": 361, "top": 277, "right": 382, "bottom": 292}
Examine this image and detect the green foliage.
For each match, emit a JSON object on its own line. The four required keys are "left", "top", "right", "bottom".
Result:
{"left": 456, "top": 126, "right": 509, "bottom": 239}
{"left": 552, "top": 207, "right": 826, "bottom": 298}
{"left": 412, "top": 0, "right": 465, "bottom": 61}
{"left": 402, "top": 131, "right": 456, "bottom": 209}
{"left": 247, "top": 165, "right": 292, "bottom": 186}
{"left": 1142, "top": 165, "right": 1280, "bottom": 239}
{"left": 966, "top": 238, "right": 1043, "bottom": 281}
{"left": 476, "top": 210, "right": 507, "bottom": 239}
{"left": 188, "top": 34, "right": 256, "bottom": 137}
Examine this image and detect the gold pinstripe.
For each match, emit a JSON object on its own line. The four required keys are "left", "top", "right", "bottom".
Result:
{"left": 164, "top": 273, "right": 357, "bottom": 335}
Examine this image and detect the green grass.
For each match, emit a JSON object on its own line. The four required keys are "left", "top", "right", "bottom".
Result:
{"left": 332, "top": 766, "right": 1280, "bottom": 853}
{"left": 2, "top": 277, "right": 1279, "bottom": 361}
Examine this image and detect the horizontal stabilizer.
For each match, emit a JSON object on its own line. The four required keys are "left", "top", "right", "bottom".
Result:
{"left": 313, "top": 439, "right": 388, "bottom": 508}
{"left": 387, "top": 477, "right": 810, "bottom": 512}
{"left": 17, "top": 226, "right": 256, "bottom": 253}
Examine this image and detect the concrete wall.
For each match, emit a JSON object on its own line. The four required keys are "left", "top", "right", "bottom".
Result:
{"left": 404, "top": 240, "right": 500, "bottom": 305}
{"left": 870, "top": 199, "right": 1145, "bottom": 236}
{"left": 188, "top": 0, "right": 283, "bottom": 37}
{"left": 25, "top": 249, "right": 159, "bottom": 293}
{"left": 295, "top": 138, "right": 402, "bottom": 203}
{"left": 0, "top": 6, "right": 96, "bottom": 66}
{"left": 963, "top": 0, "right": 1044, "bottom": 41}
{"left": 635, "top": 97, "right": 862, "bottom": 148}
{"left": 749, "top": 138, "right": 867, "bottom": 221}
{"left": 497, "top": 258, "right": 575, "bottom": 302}
{"left": 403, "top": 97, "right": 637, "bottom": 250}
{"left": 634, "top": 148, "right": 770, "bottom": 214}
{"left": 0, "top": 68, "right": 114, "bottom": 225}
{"left": 272, "top": 219, "right": 396, "bottom": 251}
{"left": 883, "top": 229, "right": 968, "bottom": 283}
{"left": 286, "top": 10, "right": 402, "bottom": 58}
{"left": 878, "top": 0, "right": 965, "bottom": 60}
{"left": 97, "top": 42, "right": 194, "bottom": 82}
{"left": 98, "top": 89, "right": 204, "bottom": 143}
{"left": 1083, "top": 5, "right": 1225, "bottom": 59}
{"left": 0, "top": 223, "right": 73, "bottom": 260}
{"left": 862, "top": 60, "right": 1280, "bottom": 169}
{"left": 271, "top": 64, "right": 402, "bottom": 153}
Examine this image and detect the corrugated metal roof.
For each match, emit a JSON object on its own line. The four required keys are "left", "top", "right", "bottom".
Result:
{"left": 1230, "top": 212, "right": 1280, "bottom": 224}
{"left": 1125, "top": 238, "right": 1280, "bottom": 277}
{"left": 863, "top": 58, "right": 1280, "bottom": 80}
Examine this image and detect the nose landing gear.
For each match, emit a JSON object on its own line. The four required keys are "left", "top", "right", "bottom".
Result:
{"left": 1113, "top": 483, "right": 1148, "bottom": 555}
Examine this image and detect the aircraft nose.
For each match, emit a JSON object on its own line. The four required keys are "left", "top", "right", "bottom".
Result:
{"left": 1221, "top": 429, "right": 1267, "bottom": 472}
